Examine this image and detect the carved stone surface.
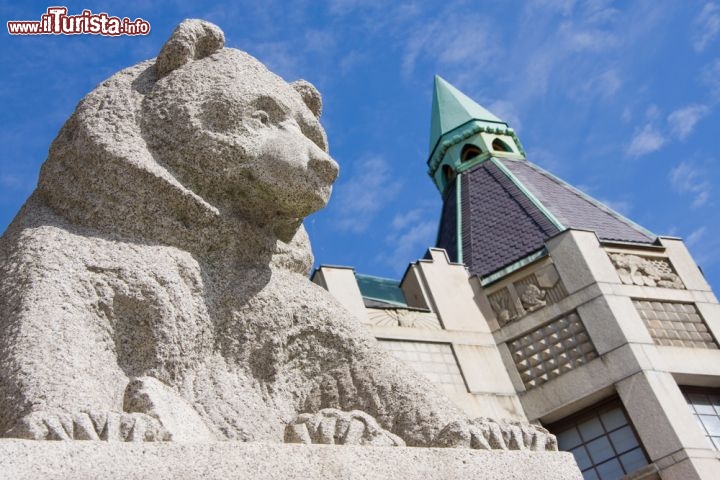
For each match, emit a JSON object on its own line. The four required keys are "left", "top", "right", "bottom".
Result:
{"left": 507, "top": 312, "right": 597, "bottom": 389}
{"left": 633, "top": 300, "right": 717, "bottom": 349}
{"left": 365, "top": 308, "right": 442, "bottom": 329}
{"left": 488, "top": 264, "right": 568, "bottom": 327}
{"left": 608, "top": 253, "right": 685, "bottom": 289}
{"left": 0, "top": 19, "right": 556, "bottom": 452}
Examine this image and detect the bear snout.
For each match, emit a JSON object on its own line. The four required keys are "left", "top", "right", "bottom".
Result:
{"left": 308, "top": 151, "right": 339, "bottom": 185}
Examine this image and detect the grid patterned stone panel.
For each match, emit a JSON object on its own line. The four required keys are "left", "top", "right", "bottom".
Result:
{"left": 508, "top": 311, "right": 597, "bottom": 389}
{"left": 378, "top": 340, "right": 467, "bottom": 393}
{"left": 633, "top": 300, "right": 717, "bottom": 349}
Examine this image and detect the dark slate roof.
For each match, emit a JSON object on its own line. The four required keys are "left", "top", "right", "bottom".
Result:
{"left": 457, "top": 161, "right": 560, "bottom": 277}
{"left": 435, "top": 177, "right": 459, "bottom": 263}
{"left": 500, "top": 159, "right": 655, "bottom": 244}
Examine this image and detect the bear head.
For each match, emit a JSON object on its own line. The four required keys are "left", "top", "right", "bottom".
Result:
{"left": 36, "top": 20, "right": 338, "bottom": 270}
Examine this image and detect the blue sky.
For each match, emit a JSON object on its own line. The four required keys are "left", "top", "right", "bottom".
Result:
{"left": 1, "top": 1, "right": 719, "bottom": 293}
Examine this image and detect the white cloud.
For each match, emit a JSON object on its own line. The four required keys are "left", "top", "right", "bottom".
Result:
{"left": 487, "top": 100, "right": 523, "bottom": 131}
{"left": 331, "top": 156, "right": 402, "bottom": 233}
{"left": 694, "top": 3, "right": 720, "bottom": 52}
{"left": 304, "top": 30, "right": 336, "bottom": 54}
{"left": 669, "top": 162, "right": 711, "bottom": 207}
{"left": 645, "top": 104, "right": 661, "bottom": 121}
{"left": 338, "top": 50, "right": 368, "bottom": 75}
{"left": 527, "top": 0, "right": 576, "bottom": 16}
{"left": 401, "top": 13, "right": 497, "bottom": 80}
{"left": 701, "top": 59, "right": 720, "bottom": 98}
{"left": 570, "top": 68, "right": 622, "bottom": 100}
{"left": 247, "top": 42, "right": 300, "bottom": 79}
{"left": 687, "top": 226, "right": 707, "bottom": 246}
{"left": 390, "top": 209, "right": 424, "bottom": 231}
{"left": 379, "top": 218, "right": 437, "bottom": 274}
{"left": 667, "top": 104, "right": 710, "bottom": 140}
{"left": 621, "top": 107, "right": 632, "bottom": 123}
{"left": 374, "top": 206, "right": 440, "bottom": 273}
{"left": 560, "top": 23, "right": 620, "bottom": 53}
{"left": 626, "top": 124, "right": 665, "bottom": 157}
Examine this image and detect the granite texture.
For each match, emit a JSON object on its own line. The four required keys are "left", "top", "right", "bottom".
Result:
{"left": 0, "top": 440, "right": 583, "bottom": 480}
{"left": 0, "top": 19, "right": 558, "bottom": 452}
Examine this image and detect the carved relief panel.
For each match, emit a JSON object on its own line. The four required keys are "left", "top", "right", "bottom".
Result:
{"left": 365, "top": 308, "right": 442, "bottom": 330}
{"left": 607, "top": 252, "right": 684, "bottom": 289}
{"left": 487, "top": 263, "right": 568, "bottom": 327}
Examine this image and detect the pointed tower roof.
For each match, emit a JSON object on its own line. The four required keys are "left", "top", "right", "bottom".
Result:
{"left": 427, "top": 77, "right": 522, "bottom": 181}
{"left": 429, "top": 76, "right": 506, "bottom": 153}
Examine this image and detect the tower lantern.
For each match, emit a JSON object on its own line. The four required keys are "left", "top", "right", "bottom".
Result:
{"left": 428, "top": 75, "right": 525, "bottom": 194}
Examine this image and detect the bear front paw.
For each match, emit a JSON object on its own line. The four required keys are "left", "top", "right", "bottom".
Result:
{"left": 285, "top": 408, "right": 405, "bottom": 447}
{"left": 6, "top": 411, "right": 170, "bottom": 442}
{"left": 433, "top": 418, "right": 557, "bottom": 451}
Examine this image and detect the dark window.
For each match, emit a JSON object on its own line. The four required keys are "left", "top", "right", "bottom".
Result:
{"left": 492, "top": 138, "right": 512, "bottom": 152}
{"left": 682, "top": 387, "right": 720, "bottom": 450}
{"left": 460, "top": 144, "right": 482, "bottom": 162}
{"left": 549, "top": 398, "right": 649, "bottom": 480}
{"left": 442, "top": 164, "right": 456, "bottom": 183}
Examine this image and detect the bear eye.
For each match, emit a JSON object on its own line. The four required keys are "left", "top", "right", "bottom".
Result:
{"left": 252, "top": 110, "right": 270, "bottom": 125}
{"left": 251, "top": 96, "right": 289, "bottom": 124}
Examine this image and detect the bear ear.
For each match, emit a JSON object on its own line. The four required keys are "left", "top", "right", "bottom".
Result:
{"left": 291, "top": 80, "right": 322, "bottom": 118}
{"left": 156, "top": 19, "right": 225, "bottom": 78}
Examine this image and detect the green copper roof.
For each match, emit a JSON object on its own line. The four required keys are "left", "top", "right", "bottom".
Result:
{"left": 429, "top": 76, "right": 506, "bottom": 152}
{"left": 355, "top": 273, "right": 407, "bottom": 307}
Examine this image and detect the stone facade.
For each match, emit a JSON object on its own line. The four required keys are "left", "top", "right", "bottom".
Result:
{"left": 313, "top": 249, "right": 529, "bottom": 422}
{"left": 315, "top": 57, "right": 720, "bottom": 480}
{"left": 317, "top": 234, "right": 720, "bottom": 479}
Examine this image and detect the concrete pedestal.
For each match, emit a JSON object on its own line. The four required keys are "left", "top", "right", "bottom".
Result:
{"left": 0, "top": 440, "right": 582, "bottom": 479}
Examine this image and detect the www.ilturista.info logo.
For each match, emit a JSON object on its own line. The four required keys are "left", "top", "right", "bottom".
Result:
{"left": 7, "top": 7, "right": 150, "bottom": 36}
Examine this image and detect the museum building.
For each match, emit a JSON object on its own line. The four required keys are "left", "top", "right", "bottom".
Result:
{"left": 312, "top": 77, "right": 720, "bottom": 480}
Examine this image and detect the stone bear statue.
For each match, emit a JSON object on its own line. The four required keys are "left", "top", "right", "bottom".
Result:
{"left": 0, "top": 19, "right": 555, "bottom": 451}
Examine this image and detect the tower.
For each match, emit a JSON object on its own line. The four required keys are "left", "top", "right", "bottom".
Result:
{"left": 429, "top": 77, "right": 720, "bottom": 479}
{"left": 431, "top": 76, "right": 654, "bottom": 282}
{"left": 316, "top": 77, "right": 720, "bottom": 480}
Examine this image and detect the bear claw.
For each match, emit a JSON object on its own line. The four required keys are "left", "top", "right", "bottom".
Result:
{"left": 285, "top": 408, "right": 405, "bottom": 447}
{"left": 6, "top": 410, "right": 170, "bottom": 442}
